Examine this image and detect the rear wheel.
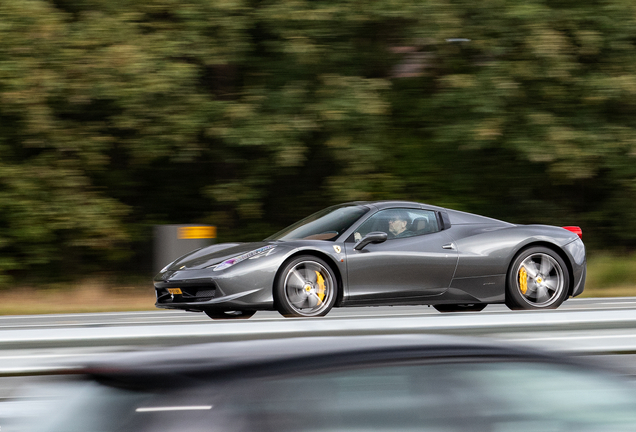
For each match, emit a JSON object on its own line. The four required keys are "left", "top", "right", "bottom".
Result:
{"left": 506, "top": 246, "right": 569, "bottom": 310}
{"left": 433, "top": 304, "right": 486, "bottom": 313}
{"left": 275, "top": 256, "right": 337, "bottom": 318}
{"left": 204, "top": 310, "right": 256, "bottom": 320}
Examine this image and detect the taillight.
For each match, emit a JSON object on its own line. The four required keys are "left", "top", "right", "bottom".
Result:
{"left": 562, "top": 226, "right": 582, "bottom": 239}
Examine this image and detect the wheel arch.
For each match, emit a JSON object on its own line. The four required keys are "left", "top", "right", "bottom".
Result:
{"left": 506, "top": 241, "right": 575, "bottom": 299}
{"left": 273, "top": 250, "right": 345, "bottom": 308}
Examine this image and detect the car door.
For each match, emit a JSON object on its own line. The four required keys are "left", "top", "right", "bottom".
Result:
{"left": 343, "top": 208, "right": 458, "bottom": 304}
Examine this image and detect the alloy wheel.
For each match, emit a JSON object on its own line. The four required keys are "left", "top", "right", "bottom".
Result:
{"left": 516, "top": 252, "right": 565, "bottom": 307}
{"left": 282, "top": 260, "right": 335, "bottom": 316}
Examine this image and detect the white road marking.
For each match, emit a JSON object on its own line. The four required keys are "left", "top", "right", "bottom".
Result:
{"left": 598, "top": 302, "right": 636, "bottom": 306}
{"left": 0, "top": 311, "right": 172, "bottom": 320}
{"left": 136, "top": 406, "right": 212, "bottom": 412}
{"left": 555, "top": 307, "right": 636, "bottom": 312}
{"left": 0, "top": 353, "right": 106, "bottom": 360}
{"left": 508, "top": 334, "right": 636, "bottom": 342}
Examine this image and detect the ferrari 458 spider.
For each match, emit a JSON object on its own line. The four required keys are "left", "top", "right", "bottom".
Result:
{"left": 154, "top": 201, "right": 586, "bottom": 319}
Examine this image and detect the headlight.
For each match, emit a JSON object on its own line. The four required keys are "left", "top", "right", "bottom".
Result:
{"left": 213, "top": 245, "right": 276, "bottom": 271}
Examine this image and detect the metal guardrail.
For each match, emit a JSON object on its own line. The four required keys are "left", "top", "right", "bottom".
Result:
{"left": 0, "top": 308, "right": 635, "bottom": 376}
{"left": 0, "top": 309, "right": 635, "bottom": 350}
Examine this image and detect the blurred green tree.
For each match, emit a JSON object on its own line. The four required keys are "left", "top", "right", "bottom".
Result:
{"left": 1, "top": 0, "right": 635, "bottom": 283}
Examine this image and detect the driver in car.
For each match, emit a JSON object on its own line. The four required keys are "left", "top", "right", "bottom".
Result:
{"left": 388, "top": 211, "right": 413, "bottom": 238}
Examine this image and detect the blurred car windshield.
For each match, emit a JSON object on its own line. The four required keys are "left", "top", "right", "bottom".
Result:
{"left": 265, "top": 204, "right": 369, "bottom": 241}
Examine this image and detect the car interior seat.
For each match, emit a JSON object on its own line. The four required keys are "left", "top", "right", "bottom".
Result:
{"left": 412, "top": 217, "right": 430, "bottom": 234}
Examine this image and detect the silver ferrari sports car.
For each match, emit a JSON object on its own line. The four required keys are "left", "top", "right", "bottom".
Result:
{"left": 154, "top": 201, "right": 586, "bottom": 319}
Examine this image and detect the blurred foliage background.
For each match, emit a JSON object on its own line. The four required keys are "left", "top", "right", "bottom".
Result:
{"left": 1, "top": 0, "right": 636, "bottom": 285}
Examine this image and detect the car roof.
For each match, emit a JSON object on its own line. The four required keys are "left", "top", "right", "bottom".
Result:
{"left": 353, "top": 201, "right": 509, "bottom": 225}
{"left": 351, "top": 200, "right": 447, "bottom": 211}
{"left": 82, "top": 334, "right": 568, "bottom": 390}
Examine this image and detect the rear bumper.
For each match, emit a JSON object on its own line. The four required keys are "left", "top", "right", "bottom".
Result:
{"left": 563, "top": 238, "right": 586, "bottom": 298}
{"left": 571, "top": 263, "right": 586, "bottom": 297}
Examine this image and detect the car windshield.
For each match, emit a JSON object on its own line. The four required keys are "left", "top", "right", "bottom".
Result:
{"left": 265, "top": 204, "right": 369, "bottom": 241}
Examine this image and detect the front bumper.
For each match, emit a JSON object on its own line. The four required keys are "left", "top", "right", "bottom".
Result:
{"left": 155, "top": 281, "right": 219, "bottom": 305}
{"left": 153, "top": 266, "right": 277, "bottom": 312}
{"left": 154, "top": 280, "right": 264, "bottom": 311}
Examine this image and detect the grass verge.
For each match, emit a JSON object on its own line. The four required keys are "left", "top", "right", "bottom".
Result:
{"left": 0, "top": 279, "right": 155, "bottom": 315}
{"left": 581, "top": 252, "right": 636, "bottom": 298}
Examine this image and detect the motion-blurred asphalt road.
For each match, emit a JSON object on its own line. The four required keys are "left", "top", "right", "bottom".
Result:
{"left": 2, "top": 296, "right": 634, "bottom": 328}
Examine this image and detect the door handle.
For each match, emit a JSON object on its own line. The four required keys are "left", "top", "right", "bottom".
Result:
{"left": 442, "top": 243, "right": 455, "bottom": 250}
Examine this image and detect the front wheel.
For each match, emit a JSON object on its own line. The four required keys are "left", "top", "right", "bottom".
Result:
{"left": 204, "top": 310, "right": 256, "bottom": 320}
{"left": 275, "top": 256, "right": 337, "bottom": 318}
{"left": 506, "top": 246, "right": 569, "bottom": 310}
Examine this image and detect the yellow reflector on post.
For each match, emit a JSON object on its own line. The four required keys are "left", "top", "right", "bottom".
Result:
{"left": 178, "top": 226, "right": 217, "bottom": 240}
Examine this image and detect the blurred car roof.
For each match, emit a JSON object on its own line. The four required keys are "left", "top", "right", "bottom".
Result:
{"left": 11, "top": 334, "right": 636, "bottom": 432}
{"left": 83, "top": 334, "right": 584, "bottom": 389}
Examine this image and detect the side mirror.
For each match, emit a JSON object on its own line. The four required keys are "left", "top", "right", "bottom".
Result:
{"left": 354, "top": 232, "right": 388, "bottom": 251}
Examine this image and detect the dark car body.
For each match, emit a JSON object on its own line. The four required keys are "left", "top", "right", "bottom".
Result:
{"left": 154, "top": 201, "right": 586, "bottom": 317}
{"left": 11, "top": 335, "right": 636, "bottom": 431}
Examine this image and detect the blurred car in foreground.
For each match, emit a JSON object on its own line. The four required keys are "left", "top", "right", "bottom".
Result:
{"left": 7, "top": 334, "right": 636, "bottom": 432}
{"left": 154, "top": 201, "right": 586, "bottom": 319}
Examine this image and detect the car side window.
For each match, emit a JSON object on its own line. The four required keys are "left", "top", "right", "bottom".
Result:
{"left": 352, "top": 208, "right": 440, "bottom": 242}
{"left": 228, "top": 363, "right": 468, "bottom": 432}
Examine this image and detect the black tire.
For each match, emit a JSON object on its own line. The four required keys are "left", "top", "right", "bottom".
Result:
{"left": 433, "top": 304, "right": 487, "bottom": 313}
{"left": 204, "top": 310, "right": 256, "bottom": 320}
{"left": 275, "top": 255, "right": 337, "bottom": 318}
{"left": 506, "top": 246, "right": 570, "bottom": 310}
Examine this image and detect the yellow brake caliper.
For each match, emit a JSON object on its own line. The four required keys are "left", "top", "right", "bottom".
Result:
{"left": 519, "top": 267, "right": 528, "bottom": 295}
{"left": 315, "top": 271, "right": 326, "bottom": 304}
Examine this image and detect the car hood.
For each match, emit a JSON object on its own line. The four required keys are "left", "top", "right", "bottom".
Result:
{"left": 166, "top": 241, "right": 274, "bottom": 271}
